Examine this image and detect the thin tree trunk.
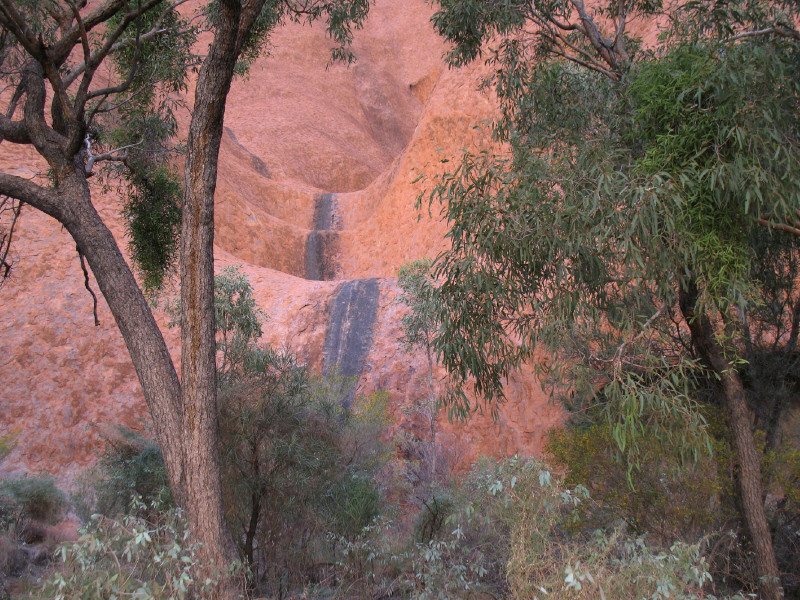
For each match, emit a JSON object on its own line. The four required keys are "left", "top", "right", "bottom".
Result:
{"left": 679, "top": 283, "right": 782, "bottom": 600}
{"left": 244, "top": 491, "right": 261, "bottom": 566}
{"left": 426, "top": 344, "right": 437, "bottom": 480}
{"left": 179, "top": 0, "right": 246, "bottom": 590}
{"left": 1, "top": 61, "right": 187, "bottom": 502}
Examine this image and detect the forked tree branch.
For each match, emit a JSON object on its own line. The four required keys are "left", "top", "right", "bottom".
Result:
{"left": 84, "top": 134, "right": 142, "bottom": 175}
{"left": 0, "top": 172, "right": 62, "bottom": 221}
{"left": 62, "top": 0, "right": 195, "bottom": 87}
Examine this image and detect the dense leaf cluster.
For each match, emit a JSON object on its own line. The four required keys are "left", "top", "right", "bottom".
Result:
{"left": 427, "top": 0, "right": 800, "bottom": 449}
{"left": 425, "top": 1, "right": 800, "bottom": 594}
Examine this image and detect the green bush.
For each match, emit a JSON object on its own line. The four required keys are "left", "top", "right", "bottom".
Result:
{"left": 413, "top": 492, "right": 454, "bottom": 544}
{"left": 0, "top": 475, "right": 65, "bottom": 526}
{"left": 219, "top": 356, "right": 340, "bottom": 594}
{"left": 218, "top": 348, "right": 391, "bottom": 596}
{"left": 457, "top": 457, "right": 718, "bottom": 600}
{"left": 72, "top": 427, "right": 172, "bottom": 521}
{"left": 67, "top": 359, "right": 391, "bottom": 598}
{"left": 332, "top": 517, "right": 488, "bottom": 600}
{"left": 324, "top": 474, "right": 382, "bottom": 539}
{"left": 329, "top": 456, "right": 718, "bottom": 600}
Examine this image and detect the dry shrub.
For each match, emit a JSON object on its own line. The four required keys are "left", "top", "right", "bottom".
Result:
{"left": 545, "top": 419, "right": 735, "bottom": 543}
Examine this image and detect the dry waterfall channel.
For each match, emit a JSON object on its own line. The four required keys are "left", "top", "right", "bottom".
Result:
{"left": 305, "top": 193, "right": 340, "bottom": 281}
{"left": 303, "top": 192, "right": 381, "bottom": 402}
{"left": 322, "top": 278, "right": 380, "bottom": 408}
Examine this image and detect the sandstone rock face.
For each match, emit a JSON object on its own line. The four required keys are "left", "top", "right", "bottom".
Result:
{"left": 0, "top": 0, "right": 563, "bottom": 484}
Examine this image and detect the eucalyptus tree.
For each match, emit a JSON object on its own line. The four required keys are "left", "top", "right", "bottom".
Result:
{"left": 426, "top": 1, "right": 800, "bottom": 597}
{"left": 0, "top": 0, "right": 369, "bottom": 590}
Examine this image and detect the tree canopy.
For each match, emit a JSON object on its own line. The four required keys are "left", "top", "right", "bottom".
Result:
{"left": 426, "top": 0, "right": 800, "bottom": 596}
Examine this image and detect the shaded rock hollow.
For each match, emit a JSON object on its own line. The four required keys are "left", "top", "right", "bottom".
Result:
{"left": 0, "top": 0, "right": 564, "bottom": 483}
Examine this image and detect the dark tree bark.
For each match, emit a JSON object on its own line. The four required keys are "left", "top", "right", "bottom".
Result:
{"left": 179, "top": 0, "right": 243, "bottom": 581}
{"left": 178, "top": 0, "right": 271, "bottom": 589}
{"left": 679, "top": 282, "right": 782, "bottom": 600}
{"left": 244, "top": 490, "right": 261, "bottom": 566}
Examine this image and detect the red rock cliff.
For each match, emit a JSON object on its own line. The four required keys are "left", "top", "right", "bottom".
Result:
{"left": 0, "top": 0, "right": 563, "bottom": 483}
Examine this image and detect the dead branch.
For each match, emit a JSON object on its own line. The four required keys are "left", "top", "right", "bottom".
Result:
{"left": 77, "top": 244, "right": 100, "bottom": 326}
{"left": 0, "top": 195, "right": 21, "bottom": 288}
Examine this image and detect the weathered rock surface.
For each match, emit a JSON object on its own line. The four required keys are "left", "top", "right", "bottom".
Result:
{"left": 0, "top": 0, "right": 563, "bottom": 484}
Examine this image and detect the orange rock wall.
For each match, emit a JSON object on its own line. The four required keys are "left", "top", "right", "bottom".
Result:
{"left": 0, "top": 0, "right": 563, "bottom": 484}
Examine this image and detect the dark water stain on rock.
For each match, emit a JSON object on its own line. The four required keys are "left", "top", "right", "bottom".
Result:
{"left": 313, "top": 193, "right": 338, "bottom": 230}
{"left": 305, "top": 193, "right": 340, "bottom": 280}
{"left": 323, "top": 278, "right": 380, "bottom": 408}
{"left": 305, "top": 230, "right": 339, "bottom": 281}
{"left": 224, "top": 126, "right": 271, "bottom": 178}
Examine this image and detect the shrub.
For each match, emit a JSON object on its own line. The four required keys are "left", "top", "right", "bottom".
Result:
{"left": 413, "top": 492, "right": 454, "bottom": 544}
{"left": 332, "top": 517, "right": 488, "bottom": 600}
{"left": 218, "top": 349, "right": 391, "bottom": 596}
{"left": 330, "top": 456, "right": 717, "bottom": 600}
{"left": 0, "top": 476, "right": 65, "bottom": 527}
{"left": 219, "top": 355, "right": 340, "bottom": 594}
{"left": 457, "top": 457, "right": 716, "bottom": 600}
{"left": 33, "top": 500, "right": 241, "bottom": 600}
{"left": 545, "top": 417, "right": 735, "bottom": 543}
{"left": 67, "top": 353, "right": 392, "bottom": 599}
{"left": 324, "top": 474, "right": 382, "bottom": 540}
{"left": 72, "top": 427, "right": 172, "bottom": 521}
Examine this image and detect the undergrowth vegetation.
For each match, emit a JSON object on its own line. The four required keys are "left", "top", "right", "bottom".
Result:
{"left": 4, "top": 266, "right": 798, "bottom": 599}
{"left": 0, "top": 478, "right": 65, "bottom": 529}
{"left": 5, "top": 402, "right": 799, "bottom": 599}
{"left": 38, "top": 502, "right": 227, "bottom": 600}
{"left": 20, "top": 416, "right": 795, "bottom": 600}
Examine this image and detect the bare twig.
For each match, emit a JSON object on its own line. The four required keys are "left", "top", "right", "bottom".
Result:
{"left": 84, "top": 134, "right": 141, "bottom": 175}
{"left": 0, "top": 195, "right": 22, "bottom": 287}
{"left": 77, "top": 244, "right": 100, "bottom": 326}
{"left": 727, "top": 24, "right": 800, "bottom": 42}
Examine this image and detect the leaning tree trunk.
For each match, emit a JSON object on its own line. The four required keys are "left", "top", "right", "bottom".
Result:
{"left": 2, "top": 160, "right": 188, "bottom": 503}
{"left": 0, "top": 60, "right": 188, "bottom": 500}
{"left": 679, "top": 284, "right": 782, "bottom": 600}
{"left": 61, "top": 171, "right": 188, "bottom": 502}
